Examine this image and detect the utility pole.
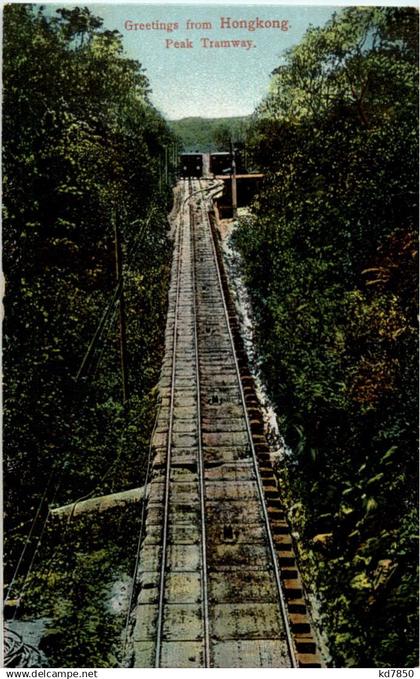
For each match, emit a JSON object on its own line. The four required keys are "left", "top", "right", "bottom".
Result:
{"left": 230, "top": 139, "right": 238, "bottom": 219}
{"left": 165, "top": 145, "right": 169, "bottom": 186}
{"left": 173, "top": 143, "right": 177, "bottom": 179}
{"left": 113, "top": 210, "right": 129, "bottom": 405}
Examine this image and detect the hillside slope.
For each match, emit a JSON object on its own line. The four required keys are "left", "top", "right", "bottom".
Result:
{"left": 169, "top": 115, "right": 249, "bottom": 152}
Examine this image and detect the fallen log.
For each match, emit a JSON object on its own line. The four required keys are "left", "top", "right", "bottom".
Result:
{"left": 50, "top": 485, "right": 147, "bottom": 520}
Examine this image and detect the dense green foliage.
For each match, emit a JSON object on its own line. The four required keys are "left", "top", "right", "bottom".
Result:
{"left": 169, "top": 115, "right": 249, "bottom": 152}
{"left": 3, "top": 4, "right": 174, "bottom": 665}
{"left": 233, "top": 7, "right": 418, "bottom": 667}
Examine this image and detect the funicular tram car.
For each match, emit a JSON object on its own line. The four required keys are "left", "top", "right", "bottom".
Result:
{"left": 209, "top": 152, "right": 231, "bottom": 176}
{"left": 209, "top": 151, "right": 246, "bottom": 176}
{"left": 179, "top": 153, "right": 203, "bottom": 178}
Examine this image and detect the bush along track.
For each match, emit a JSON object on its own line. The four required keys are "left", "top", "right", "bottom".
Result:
{"left": 232, "top": 6, "right": 418, "bottom": 668}
{"left": 3, "top": 5, "right": 174, "bottom": 666}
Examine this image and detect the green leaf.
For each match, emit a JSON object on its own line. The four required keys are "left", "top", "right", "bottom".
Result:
{"left": 380, "top": 446, "right": 398, "bottom": 465}
{"left": 367, "top": 472, "right": 385, "bottom": 485}
{"left": 340, "top": 503, "right": 355, "bottom": 516}
{"left": 365, "top": 497, "right": 378, "bottom": 513}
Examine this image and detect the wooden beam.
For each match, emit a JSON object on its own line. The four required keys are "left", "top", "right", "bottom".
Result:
{"left": 50, "top": 485, "right": 147, "bottom": 520}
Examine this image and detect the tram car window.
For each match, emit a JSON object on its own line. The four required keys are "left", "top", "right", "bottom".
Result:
{"left": 179, "top": 153, "right": 203, "bottom": 178}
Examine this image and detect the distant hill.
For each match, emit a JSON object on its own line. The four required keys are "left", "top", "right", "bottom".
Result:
{"left": 169, "top": 116, "right": 250, "bottom": 153}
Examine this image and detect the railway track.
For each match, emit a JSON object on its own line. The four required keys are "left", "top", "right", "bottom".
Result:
{"left": 129, "top": 179, "right": 321, "bottom": 668}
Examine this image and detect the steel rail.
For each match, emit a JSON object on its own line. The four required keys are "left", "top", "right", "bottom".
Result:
{"left": 189, "top": 185, "right": 211, "bottom": 666}
{"left": 154, "top": 180, "right": 187, "bottom": 667}
{"left": 197, "top": 178, "right": 299, "bottom": 668}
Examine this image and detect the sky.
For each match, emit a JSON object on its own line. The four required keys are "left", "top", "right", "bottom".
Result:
{"left": 46, "top": 3, "right": 341, "bottom": 119}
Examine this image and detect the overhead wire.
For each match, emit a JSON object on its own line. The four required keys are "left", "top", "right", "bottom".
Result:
{"left": 89, "top": 208, "right": 159, "bottom": 381}
{"left": 75, "top": 282, "right": 121, "bottom": 381}
{"left": 75, "top": 206, "right": 158, "bottom": 382}
{"left": 7, "top": 450, "right": 75, "bottom": 620}
{"left": 89, "top": 305, "right": 118, "bottom": 381}
{"left": 4, "top": 462, "right": 56, "bottom": 605}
